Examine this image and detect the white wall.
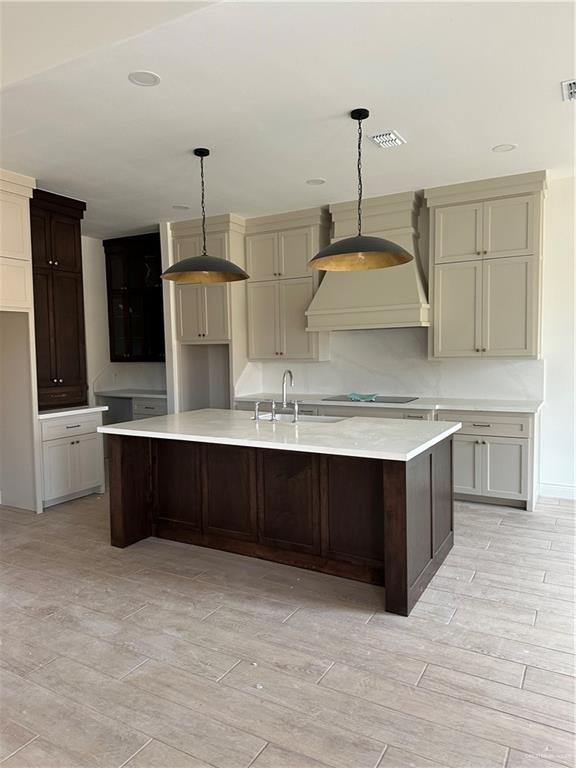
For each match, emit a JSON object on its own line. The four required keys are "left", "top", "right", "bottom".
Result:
{"left": 540, "top": 177, "right": 575, "bottom": 499}
{"left": 81, "top": 236, "right": 166, "bottom": 401}
{"left": 0, "top": 312, "right": 37, "bottom": 509}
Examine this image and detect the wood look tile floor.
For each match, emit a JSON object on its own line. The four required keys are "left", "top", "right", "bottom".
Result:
{"left": 0, "top": 495, "right": 574, "bottom": 768}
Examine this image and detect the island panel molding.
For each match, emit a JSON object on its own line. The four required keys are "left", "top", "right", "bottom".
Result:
{"left": 103, "top": 410, "right": 457, "bottom": 615}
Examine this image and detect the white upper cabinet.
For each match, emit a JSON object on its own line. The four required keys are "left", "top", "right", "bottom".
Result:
{"left": 172, "top": 224, "right": 236, "bottom": 345}
{"left": 177, "top": 284, "right": 230, "bottom": 343}
{"left": 434, "top": 261, "right": 482, "bottom": 357}
{"left": 246, "top": 233, "right": 278, "bottom": 281}
{"left": 434, "top": 202, "right": 483, "bottom": 264}
{"left": 434, "top": 195, "right": 536, "bottom": 265}
{"left": 247, "top": 281, "right": 279, "bottom": 359}
{"left": 0, "top": 170, "right": 35, "bottom": 312}
{"left": 279, "top": 278, "right": 316, "bottom": 358}
{"left": 482, "top": 255, "right": 537, "bottom": 357}
{"left": 426, "top": 172, "right": 546, "bottom": 359}
{"left": 245, "top": 208, "right": 330, "bottom": 360}
{"left": 483, "top": 196, "right": 535, "bottom": 259}
{"left": 278, "top": 228, "right": 312, "bottom": 279}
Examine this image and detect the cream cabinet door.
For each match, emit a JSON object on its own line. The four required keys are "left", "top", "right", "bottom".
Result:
{"left": 482, "top": 437, "right": 528, "bottom": 500}
{"left": 174, "top": 233, "right": 226, "bottom": 262}
{"left": 42, "top": 438, "right": 74, "bottom": 501}
{"left": 177, "top": 285, "right": 203, "bottom": 341}
{"left": 483, "top": 196, "right": 535, "bottom": 259}
{"left": 482, "top": 255, "right": 537, "bottom": 357}
{"left": 434, "top": 203, "right": 483, "bottom": 264}
{"left": 278, "top": 277, "right": 315, "bottom": 359}
{"left": 278, "top": 228, "right": 312, "bottom": 279}
{"left": 0, "top": 256, "right": 33, "bottom": 310}
{"left": 246, "top": 233, "right": 278, "bottom": 281}
{"left": 204, "top": 284, "right": 230, "bottom": 341}
{"left": 247, "top": 281, "right": 279, "bottom": 359}
{"left": 76, "top": 434, "right": 104, "bottom": 491}
{"left": 453, "top": 435, "right": 483, "bottom": 495}
{"left": 433, "top": 262, "right": 482, "bottom": 357}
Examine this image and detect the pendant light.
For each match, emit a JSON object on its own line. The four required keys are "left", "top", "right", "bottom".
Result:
{"left": 162, "top": 148, "right": 249, "bottom": 284}
{"left": 308, "top": 109, "right": 413, "bottom": 271}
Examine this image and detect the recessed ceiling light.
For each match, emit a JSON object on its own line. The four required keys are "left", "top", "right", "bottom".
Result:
{"left": 172, "top": 204, "right": 190, "bottom": 210}
{"left": 492, "top": 143, "right": 518, "bottom": 153}
{"left": 128, "top": 71, "right": 161, "bottom": 87}
{"left": 370, "top": 130, "right": 406, "bottom": 149}
{"left": 306, "top": 178, "right": 326, "bottom": 186}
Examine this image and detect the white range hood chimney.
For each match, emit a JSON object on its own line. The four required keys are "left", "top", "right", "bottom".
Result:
{"left": 306, "top": 192, "right": 430, "bottom": 332}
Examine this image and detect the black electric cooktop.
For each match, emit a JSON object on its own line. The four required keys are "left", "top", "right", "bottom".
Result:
{"left": 322, "top": 395, "right": 419, "bottom": 404}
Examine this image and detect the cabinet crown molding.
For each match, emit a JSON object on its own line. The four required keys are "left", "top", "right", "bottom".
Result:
{"left": 171, "top": 213, "right": 245, "bottom": 238}
{"left": 425, "top": 171, "right": 548, "bottom": 207}
{"left": 245, "top": 206, "right": 329, "bottom": 235}
{"left": 0, "top": 168, "right": 36, "bottom": 198}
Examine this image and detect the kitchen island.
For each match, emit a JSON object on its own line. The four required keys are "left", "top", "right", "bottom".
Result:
{"left": 99, "top": 409, "right": 461, "bottom": 615}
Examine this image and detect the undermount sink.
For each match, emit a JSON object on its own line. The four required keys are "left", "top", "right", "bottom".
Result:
{"left": 254, "top": 414, "right": 345, "bottom": 424}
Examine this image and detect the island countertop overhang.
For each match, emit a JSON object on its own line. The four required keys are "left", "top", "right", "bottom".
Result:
{"left": 98, "top": 408, "right": 461, "bottom": 462}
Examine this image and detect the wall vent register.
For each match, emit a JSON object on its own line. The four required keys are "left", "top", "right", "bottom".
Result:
{"left": 561, "top": 79, "right": 576, "bottom": 101}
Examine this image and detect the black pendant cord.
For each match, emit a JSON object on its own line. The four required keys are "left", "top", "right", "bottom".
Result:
{"left": 357, "top": 117, "right": 363, "bottom": 237}
{"left": 200, "top": 155, "right": 207, "bottom": 257}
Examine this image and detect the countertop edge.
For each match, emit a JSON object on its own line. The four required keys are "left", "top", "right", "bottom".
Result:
{"left": 38, "top": 405, "right": 109, "bottom": 420}
{"left": 97, "top": 420, "right": 462, "bottom": 462}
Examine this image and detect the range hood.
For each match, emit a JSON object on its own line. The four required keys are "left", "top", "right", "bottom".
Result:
{"left": 306, "top": 192, "right": 430, "bottom": 332}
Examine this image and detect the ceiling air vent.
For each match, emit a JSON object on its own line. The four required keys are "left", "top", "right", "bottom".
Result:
{"left": 370, "top": 130, "right": 406, "bottom": 149}
{"left": 561, "top": 80, "right": 576, "bottom": 101}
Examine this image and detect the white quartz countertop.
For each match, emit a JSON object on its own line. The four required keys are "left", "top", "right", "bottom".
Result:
{"left": 98, "top": 408, "right": 461, "bottom": 462}
{"left": 95, "top": 389, "right": 168, "bottom": 399}
{"left": 234, "top": 393, "right": 543, "bottom": 414}
{"left": 38, "top": 405, "right": 108, "bottom": 420}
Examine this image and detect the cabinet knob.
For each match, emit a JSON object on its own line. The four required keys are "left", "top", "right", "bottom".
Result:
{"left": 48, "top": 260, "right": 53, "bottom": 265}
{"left": 54, "top": 261, "right": 59, "bottom": 266}
{"left": 476, "top": 251, "right": 481, "bottom": 256}
{"left": 59, "top": 378, "right": 63, "bottom": 384}
{"left": 52, "top": 378, "right": 58, "bottom": 383}
{"left": 482, "top": 348, "right": 487, "bottom": 352}
{"left": 483, "top": 250, "right": 488, "bottom": 255}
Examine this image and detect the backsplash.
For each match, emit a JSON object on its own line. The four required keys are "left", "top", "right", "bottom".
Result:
{"left": 242, "top": 328, "right": 545, "bottom": 400}
{"left": 92, "top": 362, "right": 167, "bottom": 394}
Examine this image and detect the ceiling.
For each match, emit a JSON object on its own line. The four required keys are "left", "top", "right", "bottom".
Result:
{"left": 1, "top": 1, "right": 574, "bottom": 239}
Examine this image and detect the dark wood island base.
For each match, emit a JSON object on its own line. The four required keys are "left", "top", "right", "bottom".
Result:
{"left": 108, "top": 435, "right": 454, "bottom": 615}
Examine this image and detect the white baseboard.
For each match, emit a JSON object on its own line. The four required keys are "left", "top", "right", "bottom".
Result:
{"left": 538, "top": 483, "right": 576, "bottom": 501}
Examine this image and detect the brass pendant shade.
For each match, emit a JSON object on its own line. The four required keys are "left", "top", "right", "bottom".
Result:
{"left": 162, "top": 148, "right": 249, "bottom": 285}
{"left": 309, "top": 108, "right": 413, "bottom": 272}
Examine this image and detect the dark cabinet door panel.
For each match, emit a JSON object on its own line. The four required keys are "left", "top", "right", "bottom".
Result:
{"left": 154, "top": 440, "right": 202, "bottom": 531}
{"left": 50, "top": 215, "right": 81, "bottom": 272}
{"left": 32, "top": 269, "right": 55, "bottom": 389}
{"left": 201, "top": 444, "right": 257, "bottom": 539}
{"left": 31, "top": 209, "right": 51, "bottom": 268}
{"left": 31, "top": 190, "right": 87, "bottom": 411}
{"left": 104, "top": 233, "right": 165, "bottom": 362}
{"left": 322, "top": 456, "right": 385, "bottom": 567}
{"left": 52, "top": 272, "right": 87, "bottom": 392}
{"left": 258, "top": 449, "right": 321, "bottom": 554}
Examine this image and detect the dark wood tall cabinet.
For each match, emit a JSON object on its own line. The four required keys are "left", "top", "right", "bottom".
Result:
{"left": 30, "top": 190, "right": 88, "bottom": 410}
{"left": 103, "top": 233, "right": 165, "bottom": 362}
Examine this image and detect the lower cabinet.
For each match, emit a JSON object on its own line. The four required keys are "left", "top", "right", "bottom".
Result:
{"left": 453, "top": 434, "right": 529, "bottom": 501}
{"left": 40, "top": 410, "right": 105, "bottom": 507}
{"left": 201, "top": 443, "right": 257, "bottom": 540}
{"left": 42, "top": 433, "right": 104, "bottom": 505}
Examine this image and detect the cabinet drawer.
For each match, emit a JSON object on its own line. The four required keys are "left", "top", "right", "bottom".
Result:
{"left": 132, "top": 398, "right": 167, "bottom": 417}
{"left": 439, "top": 410, "right": 532, "bottom": 438}
{"left": 38, "top": 385, "right": 86, "bottom": 411}
{"left": 41, "top": 412, "right": 102, "bottom": 442}
{"left": 317, "top": 405, "right": 433, "bottom": 420}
